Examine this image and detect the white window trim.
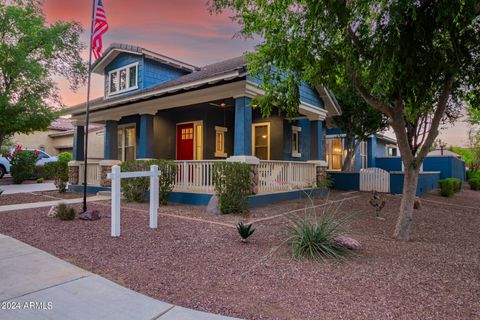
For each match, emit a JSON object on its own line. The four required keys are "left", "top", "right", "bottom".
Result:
{"left": 117, "top": 123, "right": 136, "bottom": 161}
{"left": 107, "top": 62, "right": 139, "bottom": 97}
{"left": 214, "top": 126, "right": 228, "bottom": 158}
{"left": 291, "top": 125, "right": 302, "bottom": 158}
{"left": 252, "top": 122, "right": 271, "bottom": 160}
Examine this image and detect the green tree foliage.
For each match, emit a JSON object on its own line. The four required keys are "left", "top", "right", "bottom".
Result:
{"left": 333, "top": 86, "right": 388, "bottom": 171}
{"left": 212, "top": 0, "right": 480, "bottom": 240}
{"left": 0, "top": 0, "right": 87, "bottom": 150}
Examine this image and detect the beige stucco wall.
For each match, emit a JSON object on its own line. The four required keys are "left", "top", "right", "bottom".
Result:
{"left": 12, "top": 129, "right": 105, "bottom": 160}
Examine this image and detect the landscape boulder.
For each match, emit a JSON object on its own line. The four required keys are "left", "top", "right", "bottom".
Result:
{"left": 79, "top": 209, "right": 101, "bottom": 221}
{"left": 334, "top": 235, "right": 362, "bottom": 251}
{"left": 206, "top": 195, "right": 222, "bottom": 216}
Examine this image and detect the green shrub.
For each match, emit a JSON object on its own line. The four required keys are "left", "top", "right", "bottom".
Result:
{"left": 213, "top": 162, "right": 251, "bottom": 214}
{"left": 36, "top": 177, "right": 44, "bottom": 183}
{"left": 120, "top": 160, "right": 150, "bottom": 202}
{"left": 438, "top": 178, "right": 461, "bottom": 197}
{"left": 237, "top": 222, "right": 255, "bottom": 242}
{"left": 469, "top": 178, "right": 480, "bottom": 191}
{"left": 58, "top": 152, "right": 72, "bottom": 164}
{"left": 56, "top": 203, "right": 76, "bottom": 220}
{"left": 148, "top": 159, "right": 177, "bottom": 205}
{"left": 34, "top": 165, "right": 49, "bottom": 179}
{"left": 467, "top": 169, "right": 480, "bottom": 181}
{"left": 120, "top": 159, "right": 177, "bottom": 204}
{"left": 288, "top": 211, "right": 350, "bottom": 261}
{"left": 44, "top": 161, "right": 68, "bottom": 193}
{"left": 8, "top": 148, "right": 38, "bottom": 184}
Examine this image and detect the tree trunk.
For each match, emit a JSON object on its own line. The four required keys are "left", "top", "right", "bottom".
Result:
{"left": 393, "top": 165, "right": 419, "bottom": 241}
{"left": 341, "top": 148, "right": 355, "bottom": 171}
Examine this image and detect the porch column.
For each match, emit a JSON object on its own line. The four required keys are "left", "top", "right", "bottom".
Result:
{"left": 310, "top": 120, "right": 326, "bottom": 161}
{"left": 234, "top": 97, "right": 252, "bottom": 156}
{"left": 367, "top": 135, "right": 377, "bottom": 168}
{"left": 138, "top": 114, "right": 154, "bottom": 159}
{"left": 104, "top": 120, "right": 118, "bottom": 160}
{"left": 72, "top": 125, "right": 84, "bottom": 161}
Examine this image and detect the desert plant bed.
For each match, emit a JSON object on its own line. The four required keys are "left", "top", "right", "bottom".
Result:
{"left": 0, "top": 190, "right": 479, "bottom": 320}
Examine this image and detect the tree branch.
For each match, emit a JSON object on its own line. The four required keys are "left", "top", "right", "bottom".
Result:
{"left": 348, "top": 66, "right": 393, "bottom": 117}
{"left": 416, "top": 77, "right": 454, "bottom": 161}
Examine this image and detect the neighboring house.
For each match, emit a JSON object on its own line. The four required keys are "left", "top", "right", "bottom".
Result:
{"left": 12, "top": 118, "right": 104, "bottom": 160}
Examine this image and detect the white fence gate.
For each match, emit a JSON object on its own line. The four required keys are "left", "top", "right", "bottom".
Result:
{"left": 360, "top": 168, "right": 390, "bottom": 193}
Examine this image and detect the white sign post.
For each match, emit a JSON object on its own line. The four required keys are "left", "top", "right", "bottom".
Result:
{"left": 107, "top": 164, "right": 160, "bottom": 237}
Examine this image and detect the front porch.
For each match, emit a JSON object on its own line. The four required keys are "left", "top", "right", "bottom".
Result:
{"left": 68, "top": 159, "right": 324, "bottom": 197}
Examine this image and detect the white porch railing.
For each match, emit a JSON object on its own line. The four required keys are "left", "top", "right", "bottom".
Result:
{"left": 173, "top": 160, "right": 223, "bottom": 193}
{"left": 77, "top": 159, "right": 318, "bottom": 194}
{"left": 78, "top": 160, "right": 101, "bottom": 185}
{"left": 258, "top": 161, "right": 317, "bottom": 193}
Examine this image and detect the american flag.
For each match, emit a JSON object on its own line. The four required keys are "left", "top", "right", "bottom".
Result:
{"left": 92, "top": 0, "right": 108, "bottom": 60}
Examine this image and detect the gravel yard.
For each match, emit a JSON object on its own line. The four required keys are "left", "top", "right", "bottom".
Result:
{"left": 0, "top": 189, "right": 479, "bottom": 320}
{"left": 0, "top": 191, "right": 88, "bottom": 205}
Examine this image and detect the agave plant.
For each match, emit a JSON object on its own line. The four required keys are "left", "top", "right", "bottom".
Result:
{"left": 237, "top": 222, "right": 255, "bottom": 243}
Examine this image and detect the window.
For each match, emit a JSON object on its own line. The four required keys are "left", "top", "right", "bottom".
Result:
{"left": 117, "top": 125, "right": 136, "bottom": 161}
{"left": 291, "top": 126, "right": 301, "bottom": 158}
{"left": 387, "top": 145, "right": 398, "bottom": 157}
{"left": 326, "top": 137, "right": 344, "bottom": 170}
{"left": 252, "top": 123, "right": 270, "bottom": 160}
{"left": 360, "top": 141, "right": 367, "bottom": 169}
{"left": 108, "top": 63, "right": 138, "bottom": 96}
{"left": 215, "top": 126, "right": 228, "bottom": 158}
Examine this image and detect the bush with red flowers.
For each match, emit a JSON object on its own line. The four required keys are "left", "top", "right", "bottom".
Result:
{"left": 7, "top": 146, "right": 39, "bottom": 184}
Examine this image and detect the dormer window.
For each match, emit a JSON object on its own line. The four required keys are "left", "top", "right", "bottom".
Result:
{"left": 107, "top": 62, "right": 138, "bottom": 96}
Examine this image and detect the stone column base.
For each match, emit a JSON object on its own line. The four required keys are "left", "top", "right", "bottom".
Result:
{"left": 308, "top": 160, "right": 328, "bottom": 187}
{"left": 99, "top": 160, "right": 121, "bottom": 187}
{"left": 67, "top": 161, "right": 81, "bottom": 185}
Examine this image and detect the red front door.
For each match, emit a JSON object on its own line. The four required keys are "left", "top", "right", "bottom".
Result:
{"left": 176, "top": 123, "right": 194, "bottom": 160}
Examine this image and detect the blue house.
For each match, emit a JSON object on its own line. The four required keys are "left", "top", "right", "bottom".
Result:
{"left": 65, "top": 43, "right": 348, "bottom": 202}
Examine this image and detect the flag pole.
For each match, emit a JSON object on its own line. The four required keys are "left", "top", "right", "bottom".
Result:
{"left": 82, "top": 0, "right": 96, "bottom": 213}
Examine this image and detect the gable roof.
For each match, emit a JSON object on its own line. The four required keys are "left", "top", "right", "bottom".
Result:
{"left": 91, "top": 43, "right": 199, "bottom": 74}
{"left": 68, "top": 55, "right": 248, "bottom": 113}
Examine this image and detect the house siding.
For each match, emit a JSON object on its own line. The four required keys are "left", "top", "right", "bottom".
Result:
{"left": 143, "top": 58, "right": 188, "bottom": 89}
{"left": 104, "top": 53, "right": 144, "bottom": 97}
{"left": 252, "top": 108, "right": 284, "bottom": 160}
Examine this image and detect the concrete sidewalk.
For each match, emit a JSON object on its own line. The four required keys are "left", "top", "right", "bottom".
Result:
{"left": 0, "top": 182, "right": 57, "bottom": 195}
{"left": 0, "top": 235, "right": 240, "bottom": 320}
{"left": 0, "top": 195, "right": 111, "bottom": 212}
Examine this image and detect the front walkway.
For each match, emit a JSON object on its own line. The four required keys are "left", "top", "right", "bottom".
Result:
{"left": 0, "top": 235, "right": 240, "bottom": 320}
{"left": 0, "top": 182, "right": 56, "bottom": 195}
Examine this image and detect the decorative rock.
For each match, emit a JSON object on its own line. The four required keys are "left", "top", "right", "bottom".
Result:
{"left": 334, "top": 235, "right": 362, "bottom": 251}
{"left": 79, "top": 209, "right": 101, "bottom": 221}
{"left": 47, "top": 205, "right": 58, "bottom": 218}
{"left": 0, "top": 189, "right": 3, "bottom": 196}
{"left": 414, "top": 198, "right": 421, "bottom": 210}
{"left": 206, "top": 195, "right": 222, "bottom": 216}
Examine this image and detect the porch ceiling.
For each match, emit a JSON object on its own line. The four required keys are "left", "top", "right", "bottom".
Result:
{"left": 71, "top": 80, "right": 329, "bottom": 124}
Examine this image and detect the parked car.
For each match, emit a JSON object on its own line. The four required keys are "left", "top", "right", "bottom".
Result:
{"left": 0, "top": 149, "right": 58, "bottom": 179}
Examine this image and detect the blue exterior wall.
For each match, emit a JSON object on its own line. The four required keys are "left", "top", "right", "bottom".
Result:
{"left": 283, "top": 119, "right": 311, "bottom": 161}
{"left": 367, "top": 136, "right": 377, "bottom": 168}
{"left": 104, "top": 53, "right": 189, "bottom": 97}
{"left": 376, "top": 156, "right": 466, "bottom": 181}
{"left": 329, "top": 172, "right": 360, "bottom": 191}
{"left": 104, "top": 120, "right": 118, "bottom": 160}
{"left": 247, "top": 74, "right": 324, "bottom": 109}
{"left": 234, "top": 97, "right": 253, "bottom": 156}
{"left": 376, "top": 139, "right": 388, "bottom": 158}
{"left": 390, "top": 172, "right": 441, "bottom": 196}
{"left": 138, "top": 114, "right": 154, "bottom": 159}
{"left": 310, "top": 120, "right": 326, "bottom": 161}
{"left": 143, "top": 58, "right": 188, "bottom": 89}
{"left": 104, "top": 53, "right": 144, "bottom": 96}
{"left": 376, "top": 157, "right": 402, "bottom": 171}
